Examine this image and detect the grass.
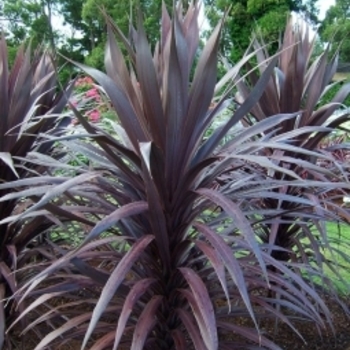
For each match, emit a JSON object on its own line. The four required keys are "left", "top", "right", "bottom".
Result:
{"left": 323, "top": 222, "right": 350, "bottom": 295}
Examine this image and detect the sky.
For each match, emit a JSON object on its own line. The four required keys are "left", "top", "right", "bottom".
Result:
{"left": 318, "top": 0, "right": 335, "bottom": 20}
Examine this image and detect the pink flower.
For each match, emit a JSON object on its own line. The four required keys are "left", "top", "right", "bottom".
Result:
{"left": 74, "top": 78, "right": 83, "bottom": 87}
{"left": 83, "top": 77, "right": 93, "bottom": 85}
{"left": 85, "top": 88, "right": 99, "bottom": 98}
{"left": 88, "top": 110, "right": 100, "bottom": 123}
{"left": 75, "top": 76, "right": 94, "bottom": 87}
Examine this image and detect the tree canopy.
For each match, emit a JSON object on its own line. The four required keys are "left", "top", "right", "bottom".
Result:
{"left": 3, "top": 0, "right": 349, "bottom": 72}
{"left": 321, "top": 0, "right": 350, "bottom": 62}
{"left": 205, "top": 0, "right": 319, "bottom": 62}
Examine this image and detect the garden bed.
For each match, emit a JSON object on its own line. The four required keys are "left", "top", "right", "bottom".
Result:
{"left": 9, "top": 292, "right": 350, "bottom": 350}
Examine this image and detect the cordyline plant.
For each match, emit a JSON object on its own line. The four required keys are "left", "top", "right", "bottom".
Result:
{"left": 3, "top": 3, "right": 350, "bottom": 350}
{"left": 230, "top": 19, "right": 350, "bottom": 295}
{"left": 0, "top": 35, "right": 74, "bottom": 348}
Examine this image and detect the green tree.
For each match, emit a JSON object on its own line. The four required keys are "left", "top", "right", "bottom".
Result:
{"left": 2, "top": 0, "right": 59, "bottom": 49}
{"left": 205, "top": 0, "right": 319, "bottom": 62}
{"left": 81, "top": 0, "right": 173, "bottom": 69}
{"left": 320, "top": 0, "right": 350, "bottom": 62}
{"left": 59, "top": 0, "right": 91, "bottom": 60}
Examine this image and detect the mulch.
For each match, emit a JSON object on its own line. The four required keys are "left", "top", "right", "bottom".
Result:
{"left": 7, "top": 293, "right": 350, "bottom": 350}
{"left": 264, "top": 294, "right": 350, "bottom": 349}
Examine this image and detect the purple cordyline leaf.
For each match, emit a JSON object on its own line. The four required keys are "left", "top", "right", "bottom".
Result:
{"left": 0, "top": 209, "right": 51, "bottom": 226}
{"left": 179, "top": 267, "right": 218, "bottom": 349}
{"left": 194, "top": 240, "right": 230, "bottom": 311}
{"left": 223, "top": 112, "right": 299, "bottom": 151}
{"left": 69, "top": 62, "right": 146, "bottom": 149}
{"left": 8, "top": 291, "right": 64, "bottom": 332}
{"left": 195, "top": 56, "right": 278, "bottom": 165}
{"left": 0, "top": 35, "right": 9, "bottom": 140}
{"left": 171, "top": 328, "right": 187, "bottom": 350}
{"left": 0, "top": 176, "right": 69, "bottom": 190}
{"left": 100, "top": 8, "right": 136, "bottom": 65}
{"left": 8, "top": 60, "right": 33, "bottom": 149}
{"left": 82, "top": 201, "right": 149, "bottom": 245}
{"left": 183, "top": 20, "right": 222, "bottom": 168}
{"left": 90, "top": 332, "right": 116, "bottom": 350}
{"left": 270, "top": 125, "right": 332, "bottom": 143}
{"left": 265, "top": 154, "right": 335, "bottom": 178}
{"left": 259, "top": 71, "right": 281, "bottom": 118}
{"left": 188, "top": 18, "right": 221, "bottom": 118}
{"left": 0, "top": 185, "right": 53, "bottom": 202}
{"left": 63, "top": 140, "right": 130, "bottom": 175}
{"left": 0, "top": 262, "right": 16, "bottom": 295}
{"left": 200, "top": 98, "right": 232, "bottom": 137}
{"left": 17, "top": 236, "right": 124, "bottom": 303}
{"left": 33, "top": 313, "right": 94, "bottom": 349}
{"left": 303, "top": 53, "right": 323, "bottom": 96}
{"left": 251, "top": 35, "right": 268, "bottom": 72}
{"left": 105, "top": 25, "right": 130, "bottom": 91}
{"left": 6, "top": 245, "right": 17, "bottom": 270}
{"left": 178, "top": 288, "right": 210, "bottom": 346}
{"left": 161, "top": 2, "right": 171, "bottom": 53}
{"left": 216, "top": 48, "right": 266, "bottom": 95}
{"left": 40, "top": 201, "right": 95, "bottom": 227}
{"left": 310, "top": 84, "right": 350, "bottom": 127}
{"left": 303, "top": 52, "right": 328, "bottom": 120}
{"left": 323, "top": 51, "right": 339, "bottom": 87}
{"left": 0, "top": 285, "right": 5, "bottom": 349}
{"left": 281, "top": 44, "right": 304, "bottom": 114}
{"left": 68, "top": 105, "right": 143, "bottom": 186}
{"left": 293, "top": 237, "right": 322, "bottom": 278}
{"left": 81, "top": 235, "right": 154, "bottom": 349}
{"left": 135, "top": 16, "right": 165, "bottom": 150}
{"left": 21, "top": 298, "right": 111, "bottom": 334}
{"left": 196, "top": 188, "right": 269, "bottom": 282}
{"left": 113, "top": 278, "right": 156, "bottom": 350}
{"left": 239, "top": 264, "right": 325, "bottom": 325}
{"left": 174, "top": 7, "right": 189, "bottom": 94}
{"left": 193, "top": 222, "right": 258, "bottom": 330}
{"left": 163, "top": 20, "right": 187, "bottom": 192}
{"left": 330, "top": 82, "right": 350, "bottom": 105}
{"left": 140, "top": 142, "right": 152, "bottom": 173}
{"left": 217, "top": 322, "right": 282, "bottom": 350}
{"left": 183, "top": 2, "right": 200, "bottom": 70}
{"left": 70, "top": 258, "right": 111, "bottom": 286}
{"left": 7, "top": 45, "right": 24, "bottom": 100}
{"left": 139, "top": 142, "right": 171, "bottom": 270}
{"left": 280, "top": 19, "right": 297, "bottom": 74}
{"left": 261, "top": 253, "right": 331, "bottom": 327}
{"left": 243, "top": 141, "right": 328, "bottom": 162}
{"left": 27, "top": 281, "right": 87, "bottom": 298}
{"left": 105, "top": 26, "right": 144, "bottom": 130}
{"left": 15, "top": 173, "right": 99, "bottom": 219}
{"left": 130, "top": 295, "right": 163, "bottom": 350}
{"left": 176, "top": 308, "right": 208, "bottom": 350}
{"left": 14, "top": 150, "right": 85, "bottom": 172}
{"left": 172, "top": 156, "right": 217, "bottom": 206}
{"left": 274, "top": 66, "right": 286, "bottom": 99}
{"left": 0, "top": 152, "right": 19, "bottom": 178}
{"left": 251, "top": 191, "right": 317, "bottom": 207}
{"left": 249, "top": 295, "right": 305, "bottom": 341}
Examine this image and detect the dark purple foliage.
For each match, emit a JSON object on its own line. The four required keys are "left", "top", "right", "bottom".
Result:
{"left": 1, "top": 6, "right": 350, "bottom": 350}
{"left": 0, "top": 36, "right": 73, "bottom": 348}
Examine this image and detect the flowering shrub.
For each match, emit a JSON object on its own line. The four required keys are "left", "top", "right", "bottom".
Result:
{"left": 70, "top": 75, "right": 117, "bottom": 124}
